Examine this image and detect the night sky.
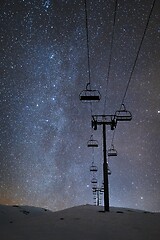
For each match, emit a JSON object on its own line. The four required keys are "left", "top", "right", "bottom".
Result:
{"left": 1, "top": 0, "right": 160, "bottom": 212}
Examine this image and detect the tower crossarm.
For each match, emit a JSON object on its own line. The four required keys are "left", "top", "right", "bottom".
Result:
{"left": 92, "top": 115, "right": 117, "bottom": 130}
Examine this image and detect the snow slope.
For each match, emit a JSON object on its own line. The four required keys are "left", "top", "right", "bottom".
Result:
{"left": 0, "top": 204, "right": 160, "bottom": 240}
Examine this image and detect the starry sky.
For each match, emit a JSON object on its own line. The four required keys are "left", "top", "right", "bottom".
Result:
{"left": 1, "top": 0, "right": 160, "bottom": 212}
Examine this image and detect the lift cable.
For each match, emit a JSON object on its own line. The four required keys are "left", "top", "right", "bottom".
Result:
{"left": 84, "top": 0, "right": 91, "bottom": 88}
{"left": 84, "top": 0, "right": 92, "bottom": 116}
{"left": 103, "top": 0, "right": 118, "bottom": 114}
{"left": 120, "top": 0, "right": 156, "bottom": 107}
{"left": 111, "top": 129, "right": 116, "bottom": 146}
{"left": 80, "top": 0, "right": 101, "bottom": 103}
{"left": 111, "top": 0, "right": 156, "bottom": 147}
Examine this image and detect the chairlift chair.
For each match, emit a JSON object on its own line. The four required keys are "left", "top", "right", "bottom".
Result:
{"left": 115, "top": 104, "right": 132, "bottom": 121}
{"left": 92, "top": 186, "right": 97, "bottom": 191}
{"left": 100, "top": 189, "right": 103, "bottom": 194}
{"left": 108, "top": 144, "right": 117, "bottom": 157}
{"left": 79, "top": 83, "right": 101, "bottom": 102}
{"left": 100, "top": 182, "right": 104, "bottom": 192}
{"left": 91, "top": 177, "right": 97, "bottom": 184}
{"left": 94, "top": 201, "right": 97, "bottom": 205}
{"left": 87, "top": 135, "right": 98, "bottom": 147}
{"left": 93, "top": 189, "right": 97, "bottom": 194}
{"left": 100, "top": 189, "right": 104, "bottom": 194}
{"left": 90, "top": 164, "right": 98, "bottom": 172}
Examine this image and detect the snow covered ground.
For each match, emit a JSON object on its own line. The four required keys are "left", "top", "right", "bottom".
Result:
{"left": 0, "top": 204, "right": 160, "bottom": 240}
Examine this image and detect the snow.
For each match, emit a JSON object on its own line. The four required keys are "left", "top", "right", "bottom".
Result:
{"left": 1, "top": 204, "right": 160, "bottom": 240}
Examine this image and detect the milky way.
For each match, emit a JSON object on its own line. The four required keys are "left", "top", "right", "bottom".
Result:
{"left": 1, "top": 0, "right": 160, "bottom": 212}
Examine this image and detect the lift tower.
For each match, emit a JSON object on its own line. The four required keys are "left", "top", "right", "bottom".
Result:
{"left": 92, "top": 115, "right": 117, "bottom": 212}
{"left": 91, "top": 107, "right": 132, "bottom": 212}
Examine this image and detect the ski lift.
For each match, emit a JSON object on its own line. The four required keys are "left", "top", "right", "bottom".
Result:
{"left": 100, "top": 189, "right": 103, "bottom": 194}
{"left": 90, "top": 164, "right": 98, "bottom": 172}
{"left": 91, "top": 177, "right": 98, "bottom": 185}
{"left": 79, "top": 83, "right": 101, "bottom": 102}
{"left": 115, "top": 104, "right": 132, "bottom": 121}
{"left": 93, "top": 189, "right": 97, "bottom": 194}
{"left": 108, "top": 144, "right": 117, "bottom": 157}
{"left": 100, "top": 182, "right": 104, "bottom": 192}
{"left": 92, "top": 186, "right": 97, "bottom": 191}
{"left": 87, "top": 135, "right": 98, "bottom": 147}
